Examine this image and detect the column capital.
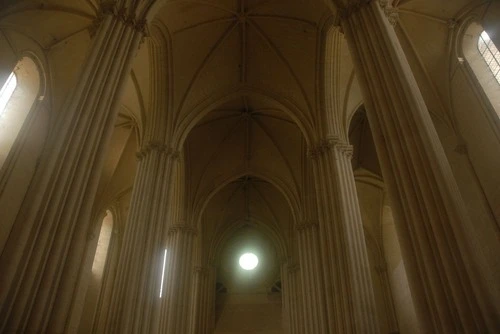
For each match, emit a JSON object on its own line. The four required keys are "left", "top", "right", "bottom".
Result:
{"left": 135, "top": 142, "right": 180, "bottom": 161}
{"left": 308, "top": 137, "right": 353, "bottom": 160}
{"left": 89, "top": 1, "right": 150, "bottom": 37}
{"left": 338, "top": 0, "right": 399, "bottom": 26}
{"left": 295, "top": 220, "right": 319, "bottom": 231}
{"left": 337, "top": 0, "right": 371, "bottom": 20}
{"left": 378, "top": 0, "right": 399, "bottom": 26}
{"left": 194, "top": 266, "right": 209, "bottom": 276}
{"left": 168, "top": 223, "right": 198, "bottom": 236}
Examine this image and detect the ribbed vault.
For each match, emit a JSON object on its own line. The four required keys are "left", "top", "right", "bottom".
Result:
{"left": 185, "top": 95, "right": 306, "bottom": 223}
{"left": 156, "top": 0, "right": 329, "bottom": 135}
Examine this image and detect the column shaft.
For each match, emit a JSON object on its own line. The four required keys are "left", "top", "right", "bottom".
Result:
{"left": 0, "top": 12, "right": 143, "bottom": 333}
{"left": 296, "top": 222, "right": 328, "bottom": 333}
{"left": 106, "top": 145, "right": 175, "bottom": 333}
{"left": 190, "top": 266, "right": 215, "bottom": 334}
{"left": 341, "top": 1, "right": 492, "bottom": 331}
{"left": 310, "top": 138, "right": 380, "bottom": 333}
{"left": 285, "top": 265, "right": 302, "bottom": 334}
{"left": 160, "top": 225, "right": 196, "bottom": 334}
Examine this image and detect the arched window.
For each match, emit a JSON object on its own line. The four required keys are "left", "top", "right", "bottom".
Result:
{"left": 462, "top": 23, "right": 500, "bottom": 119}
{"left": 0, "top": 72, "right": 17, "bottom": 115}
{"left": 0, "top": 57, "right": 41, "bottom": 168}
{"left": 91, "top": 210, "right": 114, "bottom": 279}
{"left": 478, "top": 31, "right": 500, "bottom": 84}
{"left": 78, "top": 210, "right": 114, "bottom": 333}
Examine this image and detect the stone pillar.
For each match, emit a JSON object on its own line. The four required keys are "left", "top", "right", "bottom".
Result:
{"left": 190, "top": 265, "right": 216, "bottom": 334}
{"left": 105, "top": 144, "right": 177, "bottom": 333}
{"left": 159, "top": 224, "right": 196, "bottom": 334}
{"left": 309, "top": 138, "right": 379, "bottom": 333}
{"left": 340, "top": 0, "right": 493, "bottom": 332}
{"left": 0, "top": 4, "right": 145, "bottom": 333}
{"left": 295, "top": 221, "right": 329, "bottom": 334}
{"left": 285, "top": 264, "right": 303, "bottom": 334}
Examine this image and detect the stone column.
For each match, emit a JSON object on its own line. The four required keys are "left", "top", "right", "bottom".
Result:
{"left": 159, "top": 224, "right": 196, "bottom": 334}
{"left": 285, "top": 264, "right": 303, "bottom": 334}
{"left": 190, "top": 265, "right": 216, "bottom": 334}
{"left": 340, "top": 0, "right": 493, "bottom": 332}
{"left": 105, "top": 144, "right": 177, "bottom": 333}
{"left": 295, "top": 221, "right": 329, "bottom": 334}
{"left": 0, "top": 4, "right": 146, "bottom": 333}
{"left": 310, "top": 138, "right": 379, "bottom": 333}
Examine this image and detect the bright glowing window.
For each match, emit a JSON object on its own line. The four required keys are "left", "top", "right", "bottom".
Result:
{"left": 91, "top": 211, "right": 113, "bottom": 279}
{"left": 159, "top": 248, "right": 167, "bottom": 298}
{"left": 0, "top": 72, "right": 17, "bottom": 116}
{"left": 239, "top": 253, "right": 258, "bottom": 270}
{"left": 0, "top": 57, "right": 41, "bottom": 169}
{"left": 478, "top": 31, "right": 500, "bottom": 84}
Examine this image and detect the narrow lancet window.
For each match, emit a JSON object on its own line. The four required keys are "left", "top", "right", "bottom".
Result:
{"left": 0, "top": 72, "right": 17, "bottom": 116}
{"left": 478, "top": 31, "right": 500, "bottom": 84}
{"left": 159, "top": 249, "right": 167, "bottom": 298}
{"left": 92, "top": 211, "right": 113, "bottom": 279}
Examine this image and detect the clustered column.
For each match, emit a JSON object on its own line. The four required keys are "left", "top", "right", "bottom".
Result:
{"left": 190, "top": 266, "right": 216, "bottom": 334}
{"left": 309, "top": 138, "right": 379, "bottom": 333}
{"left": 105, "top": 143, "right": 177, "bottom": 333}
{"left": 295, "top": 221, "right": 329, "bottom": 333}
{"left": 284, "top": 264, "right": 303, "bottom": 334}
{"left": 340, "top": 0, "right": 493, "bottom": 332}
{"left": 0, "top": 5, "right": 145, "bottom": 333}
{"left": 159, "top": 223, "right": 197, "bottom": 334}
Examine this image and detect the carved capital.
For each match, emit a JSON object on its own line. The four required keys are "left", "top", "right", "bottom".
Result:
{"left": 338, "top": 0, "right": 371, "bottom": 20}
{"left": 307, "top": 146, "right": 322, "bottom": 160}
{"left": 309, "top": 137, "right": 353, "bottom": 160}
{"left": 136, "top": 142, "right": 175, "bottom": 161}
{"left": 379, "top": 0, "right": 399, "bottom": 26}
{"left": 168, "top": 223, "right": 198, "bottom": 236}
{"left": 96, "top": 1, "right": 149, "bottom": 35}
{"left": 295, "top": 220, "right": 318, "bottom": 232}
{"left": 339, "top": 1, "right": 399, "bottom": 26}
{"left": 194, "top": 266, "right": 209, "bottom": 276}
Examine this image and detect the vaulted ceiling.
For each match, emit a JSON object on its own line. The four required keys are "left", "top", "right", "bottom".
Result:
{"left": 156, "top": 0, "right": 329, "bottom": 133}
{"left": 1, "top": 0, "right": 486, "bottom": 280}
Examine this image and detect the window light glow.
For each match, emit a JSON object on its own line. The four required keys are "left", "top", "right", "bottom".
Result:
{"left": 0, "top": 72, "right": 17, "bottom": 116}
{"left": 91, "top": 211, "right": 113, "bottom": 278}
{"left": 239, "top": 253, "right": 258, "bottom": 270}
{"left": 159, "top": 249, "right": 167, "bottom": 298}
{"left": 478, "top": 31, "right": 500, "bottom": 84}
